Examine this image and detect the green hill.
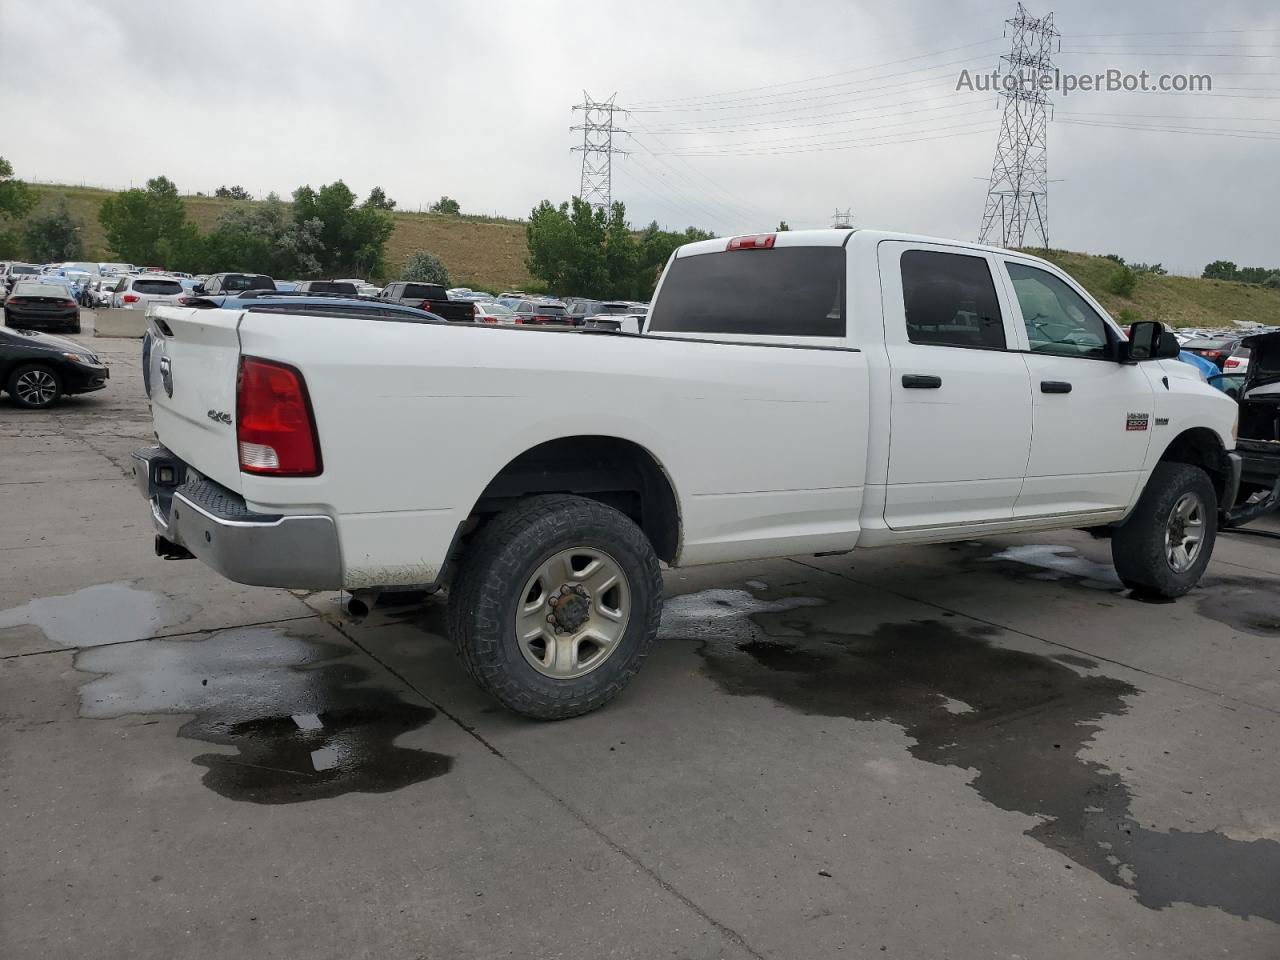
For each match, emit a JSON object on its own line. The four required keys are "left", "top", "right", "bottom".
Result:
{"left": 26, "top": 183, "right": 534, "bottom": 293}
{"left": 21, "top": 184, "right": 1280, "bottom": 326}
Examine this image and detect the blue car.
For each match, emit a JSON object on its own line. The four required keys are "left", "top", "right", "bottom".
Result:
{"left": 1178, "top": 349, "right": 1220, "bottom": 382}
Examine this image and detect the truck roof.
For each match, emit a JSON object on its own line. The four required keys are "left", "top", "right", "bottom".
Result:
{"left": 674, "top": 228, "right": 1055, "bottom": 270}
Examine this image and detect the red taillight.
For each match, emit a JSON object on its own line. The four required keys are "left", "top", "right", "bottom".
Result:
{"left": 1224, "top": 357, "right": 1240, "bottom": 368}
{"left": 726, "top": 233, "right": 776, "bottom": 251}
{"left": 1202, "top": 350, "right": 1221, "bottom": 359}
{"left": 123, "top": 293, "right": 140, "bottom": 303}
{"left": 236, "top": 356, "right": 322, "bottom": 476}
{"left": 6, "top": 297, "right": 27, "bottom": 304}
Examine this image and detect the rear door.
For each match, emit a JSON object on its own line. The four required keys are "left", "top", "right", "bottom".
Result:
{"left": 146, "top": 306, "right": 245, "bottom": 491}
{"left": 996, "top": 258, "right": 1155, "bottom": 517}
{"left": 878, "top": 241, "right": 1033, "bottom": 529}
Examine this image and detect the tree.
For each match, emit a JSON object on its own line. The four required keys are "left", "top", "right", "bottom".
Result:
{"left": 98, "top": 175, "right": 203, "bottom": 270}
{"left": 777, "top": 220, "right": 790, "bottom": 232}
{"left": 1202, "top": 260, "right": 1238, "bottom": 281}
{"left": 401, "top": 250, "right": 450, "bottom": 286}
{"left": 214, "top": 185, "right": 252, "bottom": 200}
{"left": 24, "top": 199, "right": 84, "bottom": 262}
{"left": 291, "top": 180, "right": 394, "bottom": 277}
{"left": 1264, "top": 272, "right": 1280, "bottom": 289}
{"left": 429, "top": 195, "right": 461, "bottom": 215}
{"left": 1105, "top": 262, "right": 1137, "bottom": 297}
{"left": 203, "top": 192, "right": 325, "bottom": 277}
{"left": 603, "top": 202, "right": 638, "bottom": 299}
{"left": 0, "top": 157, "right": 36, "bottom": 257}
{"left": 364, "top": 186, "right": 396, "bottom": 210}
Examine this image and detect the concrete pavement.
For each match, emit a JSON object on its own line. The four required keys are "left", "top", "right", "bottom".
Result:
{"left": 2, "top": 318, "right": 1278, "bottom": 959}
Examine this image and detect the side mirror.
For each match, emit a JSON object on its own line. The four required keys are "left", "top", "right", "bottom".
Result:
{"left": 1124, "top": 321, "right": 1180, "bottom": 362}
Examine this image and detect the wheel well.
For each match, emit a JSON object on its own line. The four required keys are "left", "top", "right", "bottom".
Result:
{"left": 1157, "top": 428, "right": 1230, "bottom": 504}
{"left": 469, "top": 436, "right": 681, "bottom": 564}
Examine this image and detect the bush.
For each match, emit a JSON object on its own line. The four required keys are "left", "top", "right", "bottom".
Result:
{"left": 1106, "top": 263, "right": 1137, "bottom": 297}
{"left": 1130, "top": 262, "right": 1166, "bottom": 276}
{"left": 401, "top": 250, "right": 450, "bottom": 286}
{"left": 1116, "top": 307, "right": 1142, "bottom": 325}
{"left": 429, "top": 196, "right": 460, "bottom": 215}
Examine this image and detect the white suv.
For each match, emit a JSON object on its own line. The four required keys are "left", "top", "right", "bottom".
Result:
{"left": 111, "top": 274, "right": 186, "bottom": 309}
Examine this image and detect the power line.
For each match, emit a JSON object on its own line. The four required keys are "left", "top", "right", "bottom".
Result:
{"left": 644, "top": 120, "right": 998, "bottom": 157}
{"left": 627, "top": 37, "right": 1002, "bottom": 108}
{"left": 1055, "top": 118, "right": 1280, "bottom": 141}
{"left": 627, "top": 126, "right": 777, "bottom": 226}
{"left": 978, "top": 2, "right": 1059, "bottom": 250}
{"left": 641, "top": 96, "right": 993, "bottom": 136}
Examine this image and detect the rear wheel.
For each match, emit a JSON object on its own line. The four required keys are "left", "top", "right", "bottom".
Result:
{"left": 447, "top": 494, "right": 663, "bottom": 720}
{"left": 6, "top": 363, "right": 63, "bottom": 409}
{"left": 1112, "top": 462, "right": 1217, "bottom": 597}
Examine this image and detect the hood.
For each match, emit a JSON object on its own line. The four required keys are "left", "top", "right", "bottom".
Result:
{"left": 0, "top": 327, "right": 93, "bottom": 355}
{"left": 1242, "top": 330, "right": 1280, "bottom": 389}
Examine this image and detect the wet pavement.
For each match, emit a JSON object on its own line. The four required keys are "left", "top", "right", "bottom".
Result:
{"left": 3, "top": 321, "right": 1280, "bottom": 959}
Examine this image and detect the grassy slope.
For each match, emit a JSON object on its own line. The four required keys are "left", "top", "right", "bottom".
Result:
{"left": 27, "top": 184, "right": 534, "bottom": 291}
{"left": 25, "top": 184, "right": 1280, "bottom": 325}
{"left": 1035, "top": 249, "right": 1280, "bottom": 329}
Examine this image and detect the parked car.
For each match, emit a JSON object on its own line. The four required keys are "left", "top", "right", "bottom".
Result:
{"left": 507, "top": 298, "right": 571, "bottom": 325}
{"left": 133, "top": 228, "right": 1238, "bottom": 721}
{"left": 99, "top": 262, "right": 135, "bottom": 276}
{"left": 295, "top": 280, "right": 360, "bottom": 295}
{"left": 1206, "top": 331, "right": 1280, "bottom": 526}
{"left": 194, "top": 273, "right": 276, "bottom": 296}
{"left": 0, "top": 325, "right": 108, "bottom": 409}
{"left": 473, "top": 301, "right": 518, "bottom": 323}
{"left": 1181, "top": 336, "right": 1243, "bottom": 371}
{"left": 4, "top": 281, "right": 81, "bottom": 333}
{"left": 111, "top": 274, "right": 186, "bottom": 309}
{"left": 1223, "top": 344, "right": 1252, "bottom": 374}
{"left": 564, "top": 299, "right": 637, "bottom": 325}
{"left": 59, "top": 261, "right": 102, "bottom": 277}
{"left": 379, "top": 282, "right": 476, "bottom": 323}
{"left": 2, "top": 262, "right": 39, "bottom": 295}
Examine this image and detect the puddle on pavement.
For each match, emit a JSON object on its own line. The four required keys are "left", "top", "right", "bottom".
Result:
{"left": 0, "top": 582, "right": 190, "bottom": 648}
{"left": 76, "top": 626, "right": 453, "bottom": 804}
{"left": 1195, "top": 575, "right": 1280, "bottom": 636}
{"left": 666, "top": 583, "right": 1280, "bottom": 924}
{"left": 988, "top": 544, "right": 1124, "bottom": 590}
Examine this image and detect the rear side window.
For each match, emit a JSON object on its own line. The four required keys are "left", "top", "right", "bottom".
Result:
{"left": 133, "top": 279, "right": 184, "bottom": 295}
{"left": 649, "top": 247, "right": 845, "bottom": 337}
{"left": 901, "top": 251, "right": 1005, "bottom": 350}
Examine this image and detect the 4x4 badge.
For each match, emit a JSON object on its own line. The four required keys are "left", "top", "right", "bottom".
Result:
{"left": 207, "top": 410, "right": 232, "bottom": 425}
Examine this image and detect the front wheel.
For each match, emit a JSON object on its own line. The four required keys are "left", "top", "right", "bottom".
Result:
{"left": 6, "top": 363, "right": 63, "bottom": 409}
{"left": 1111, "top": 462, "right": 1217, "bottom": 597}
{"left": 447, "top": 494, "right": 663, "bottom": 720}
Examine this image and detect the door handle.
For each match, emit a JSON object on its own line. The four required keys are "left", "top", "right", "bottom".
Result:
{"left": 1040, "top": 380, "right": 1072, "bottom": 394}
{"left": 902, "top": 374, "right": 942, "bottom": 389}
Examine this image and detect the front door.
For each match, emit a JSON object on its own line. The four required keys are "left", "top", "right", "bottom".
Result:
{"left": 879, "top": 242, "right": 1034, "bottom": 530}
{"left": 997, "top": 258, "right": 1155, "bottom": 517}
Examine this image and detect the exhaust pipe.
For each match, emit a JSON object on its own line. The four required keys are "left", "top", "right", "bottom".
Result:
{"left": 346, "top": 590, "right": 380, "bottom": 619}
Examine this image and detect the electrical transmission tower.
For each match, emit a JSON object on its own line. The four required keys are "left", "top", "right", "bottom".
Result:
{"left": 571, "top": 92, "right": 628, "bottom": 212}
{"left": 832, "top": 207, "right": 854, "bottom": 229}
{"left": 977, "top": 3, "right": 1059, "bottom": 249}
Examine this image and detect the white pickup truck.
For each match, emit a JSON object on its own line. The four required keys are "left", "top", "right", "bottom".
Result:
{"left": 134, "top": 230, "right": 1241, "bottom": 718}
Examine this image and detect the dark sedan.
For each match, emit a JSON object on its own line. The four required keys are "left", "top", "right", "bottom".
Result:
{"left": 4, "top": 281, "right": 81, "bottom": 334}
{"left": 1181, "top": 335, "right": 1243, "bottom": 371}
{"left": 0, "top": 326, "right": 108, "bottom": 408}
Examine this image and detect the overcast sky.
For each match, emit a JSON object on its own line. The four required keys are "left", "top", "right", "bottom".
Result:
{"left": 3, "top": 0, "right": 1277, "bottom": 272}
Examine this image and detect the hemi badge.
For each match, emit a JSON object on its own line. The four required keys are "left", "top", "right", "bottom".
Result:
{"left": 1126, "top": 412, "right": 1150, "bottom": 432}
{"left": 1155, "top": 417, "right": 1170, "bottom": 427}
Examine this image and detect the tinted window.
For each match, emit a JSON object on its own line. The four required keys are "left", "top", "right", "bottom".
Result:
{"left": 1183, "top": 338, "right": 1235, "bottom": 351}
{"left": 10, "top": 265, "right": 36, "bottom": 274}
{"left": 401, "top": 283, "right": 446, "bottom": 299}
{"left": 133, "top": 279, "right": 184, "bottom": 295}
{"left": 649, "top": 247, "right": 845, "bottom": 337}
{"left": 13, "top": 282, "right": 71, "bottom": 299}
{"left": 537, "top": 305, "right": 567, "bottom": 316}
{"left": 900, "top": 251, "right": 1005, "bottom": 349}
{"left": 221, "top": 274, "right": 275, "bottom": 292}
{"left": 1006, "top": 262, "right": 1112, "bottom": 359}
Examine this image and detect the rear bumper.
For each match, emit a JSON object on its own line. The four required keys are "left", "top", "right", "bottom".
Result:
{"left": 131, "top": 445, "right": 343, "bottom": 589}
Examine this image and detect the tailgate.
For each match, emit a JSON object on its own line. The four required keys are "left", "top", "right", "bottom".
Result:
{"left": 146, "top": 305, "right": 244, "bottom": 492}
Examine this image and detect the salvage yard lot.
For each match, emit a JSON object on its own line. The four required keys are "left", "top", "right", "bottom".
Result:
{"left": 2, "top": 317, "right": 1279, "bottom": 959}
